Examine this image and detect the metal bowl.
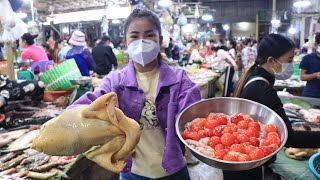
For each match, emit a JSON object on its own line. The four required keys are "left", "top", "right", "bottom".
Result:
{"left": 69, "top": 77, "right": 92, "bottom": 85}
{"left": 14, "top": 59, "right": 33, "bottom": 67}
{"left": 176, "top": 97, "right": 288, "bottom": 171}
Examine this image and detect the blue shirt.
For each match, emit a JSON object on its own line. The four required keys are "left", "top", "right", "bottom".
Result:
{"left": 66, "top": 46, "right": 96, "bottom": 76}
{"left": 299, "top": 53, "right": 320, "bottom": 98}
{"left": 58, "top": 45, "right": 72, "bottom": 61}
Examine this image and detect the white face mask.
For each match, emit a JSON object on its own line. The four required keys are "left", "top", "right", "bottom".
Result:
{"left": 272, "top": 59, "right": 294, "bottom": 80}
{"left": 127, "top": 39, "right": 160, "bottom": 67}
{"left": 317, "top": 46, "right": 320, "bottom": 54}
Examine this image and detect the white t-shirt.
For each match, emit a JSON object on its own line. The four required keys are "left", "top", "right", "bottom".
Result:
{"left": 131, "top": 65, "right": 169, "bottom": 178}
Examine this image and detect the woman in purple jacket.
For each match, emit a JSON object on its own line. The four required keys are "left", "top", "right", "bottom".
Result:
{"left": 68, "top": 9, "right": 201, "bottom": 180}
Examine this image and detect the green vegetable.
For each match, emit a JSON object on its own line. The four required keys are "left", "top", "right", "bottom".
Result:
{"left": 291, "top": 99, "right": 312, "bottom": 109}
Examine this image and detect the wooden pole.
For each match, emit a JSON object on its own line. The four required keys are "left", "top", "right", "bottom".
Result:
{"left": 256, "top": 14, "right": 259, "bottom": 43}
{"left": 4, "top": 42, "right": 15, "bottom": 80}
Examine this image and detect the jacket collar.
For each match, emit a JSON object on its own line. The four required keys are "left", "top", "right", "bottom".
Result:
{"left": 120, "top": 60, "right": 179, "bottom": 88}
{"left": 251, "top": 66, "right": 275, "bottom": 85}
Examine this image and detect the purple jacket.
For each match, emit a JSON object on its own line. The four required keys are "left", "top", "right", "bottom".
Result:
{"left": 68, "top": 60, "right": 201, "bottom": 174}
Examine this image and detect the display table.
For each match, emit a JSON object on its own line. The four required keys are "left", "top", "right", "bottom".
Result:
{"left": 186, "top": 68, "right": 222, "bottom": 99}
{"left": 274, "top": 80, "right": 306, "bottom": 96}
{"left": 270, "top": 149, "right": 314, "bottom": 179}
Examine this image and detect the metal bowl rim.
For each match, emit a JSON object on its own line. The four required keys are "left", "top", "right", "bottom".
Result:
{"left": 175, "top": 97, "right": 288, "bottom": 165}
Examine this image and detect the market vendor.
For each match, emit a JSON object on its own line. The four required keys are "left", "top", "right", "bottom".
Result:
{"left": 0, "top": 74, "right": 45, "bottom": 109}
{"left": 299, "top": 32, "right": 320, "bottom": 98}
{"left": 20, "top": 33, "right": 49, "bottom": 66}
{"left": 68, "top": 9, "right": 201, "bottom": 180}
{"left": 65, "top": 30, "right": 96, "bottom": 76}
{"left": 234, "top": 34, "right": 320, "bottom": 179}
{"left": 188, "top": 39, "right": 204, "bottom": 64}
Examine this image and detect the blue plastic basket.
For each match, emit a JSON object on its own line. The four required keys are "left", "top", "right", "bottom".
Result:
{"left": 309, "top": 152, "right": 320, "bottom": 179}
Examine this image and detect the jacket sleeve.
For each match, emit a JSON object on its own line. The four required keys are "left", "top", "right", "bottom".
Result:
{"left": 106, "top": 46, "right": 118, "bottom": 67}
{"left": 83, "top": 48, "right": 96, "bottom": 71}
{"left": 176, "top": 71, "right": 202, "bottom": 119}
{"left": 260, "top": 86, "right": 320, "bottom": 148}
{"left": 67, "top": 71, "right": 119, "bottom": 109}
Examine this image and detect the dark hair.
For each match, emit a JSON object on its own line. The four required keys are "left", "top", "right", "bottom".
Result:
{"left": 124, "top": 9, "right": 161, "bottom": 39}
{"left": 235, "top": 34, "right": 295, "bottom": 97}
{"left": 46, "top": 35, "right": 53, "bottom": 41}
{"left": 21, "top": 33, "right": 38, "bottom": 45}
{"left": 211, "top": 46, "right": 219, "bottom": 52}
{"left": 42, "top": 43, "right": 50, "bottom": 51}
{"left": 315, "top": 32, "right": 320, "bottom": 44}
{"left": 243, "top": 38, "right": 252, "bottom": 46}
{"left": 229, "top": 39, "right": 237, "bottom": 49}
{"left": 101, "top": 36, "right": 111, "bottom": 42}
{"left": 54, "top": 39, "right": 63, "bottom": 49}
{"left": 191, "top": 38, "right": 198, "bottom": 44}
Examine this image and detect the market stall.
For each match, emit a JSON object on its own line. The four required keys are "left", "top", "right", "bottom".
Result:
{"left": 267, "top": 95, "right": 320, "bottom": 179}
{"left": 185, "top": 67, "right": 221, "bottom": 99}
{"left": 274, "top": 79, "right": 306, "bottom": 96}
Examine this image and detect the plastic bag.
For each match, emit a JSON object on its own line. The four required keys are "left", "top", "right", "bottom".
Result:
{"left": 177, "top": 13, "right": 187, "bottom": 26}
{"left": 32, "top": 92, "right": 141, "bottom": 173}
{"left": 194, "top": 4, "right": 200, "bottom": 19}
{"left": 0, "top": 0, "right": 27, "bottom": 43}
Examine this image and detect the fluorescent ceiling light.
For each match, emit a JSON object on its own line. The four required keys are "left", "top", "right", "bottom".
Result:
{"left": 17, "top": 12, "right": 27, "bottom": 19}
{"left": 201, "top": 14, "right": 213, "bottom": 21}
{"left": 238, "top": 22, "right": 249, "bottom": 28}
{"left": 211, "top": 27, "right": 216, "bottom": 32}
{"left": 158, "top": 0, "right": 172, "bottom": 7}
{"left": 288, "top": 27, "right": 296, "bottom": 34}
{"left": 293, "top": 0, "right": 311, "bottom": 8}
{"left": 112, "top": 19, "right": 121, "bottom": 24}
{"left": 271, "top": 19, "right": 281, "bottom": 24}
{"left": 223, "top": 24, "right": 230, "bottom": 31}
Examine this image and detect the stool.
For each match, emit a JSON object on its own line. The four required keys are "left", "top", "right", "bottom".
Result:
{"left": 31, "top": 60, "right": 55, "bottom": 73}
{"left": 17, "top": 70, "right": 34, "bottom": 80}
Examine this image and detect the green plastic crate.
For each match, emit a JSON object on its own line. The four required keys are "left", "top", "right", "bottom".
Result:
{"left": 40, "top": 59, "right": 82, "bottom": 91}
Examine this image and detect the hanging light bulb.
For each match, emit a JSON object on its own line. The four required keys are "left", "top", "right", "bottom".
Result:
{"left": 223, "top": 24, "right": 230, "bottom": 31}
{"left": 194, "top": 4, "right": 200, "bottom": 18}
{"left": 112, "top": 19, "right": 121, "bottom": 24}
{"left": 293, "top": 0, "right": 311, "bottom": 8}
{"left": 201, "top": 14, "right": 213, "bottom": 21}
{"left": 288, "top": 26, "right": 296, "bottom": 34}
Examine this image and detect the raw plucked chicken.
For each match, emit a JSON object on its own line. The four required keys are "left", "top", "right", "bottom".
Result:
{"left": 31, "top": 92, "right": 141, "bottom": 173}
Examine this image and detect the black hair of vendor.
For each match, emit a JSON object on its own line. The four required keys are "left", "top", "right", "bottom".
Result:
{"left": 123, "top": 9, "right": 162, "bottom": 39}
{"left": 21, "top": 33, "right": 38, "bottom": 45}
